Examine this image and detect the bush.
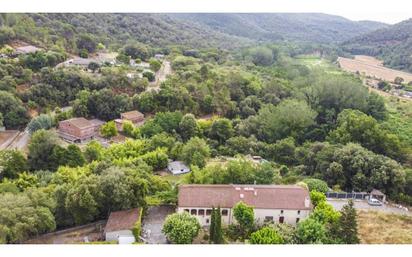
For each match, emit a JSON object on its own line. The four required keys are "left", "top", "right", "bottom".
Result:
{"left": 143, "top": 71, "right": 155, "bottom": 82}
{"left": 310, "top": 191, "right": 326, "bottom": 207}
{"left": 100, "top": 121, "right": 118, "bottom": 139}
{"left": 249, "top": 227, "right": 284, "bottom": 244}
{"left": 303, "top": 178, "right": 329, "bottom": 193}
{"left": 162, "top": 212, "right": 201, "bottom": 244}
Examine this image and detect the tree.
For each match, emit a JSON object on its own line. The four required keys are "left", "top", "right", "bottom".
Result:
{"left": 122, "top": 120, "right": 135, "bottom": 137}
{"left": 248, "top": 46, "right": 275, "bottom": 66}
{"left": 84, "top": 140, "right": 103, "bottom": 162}
{"left": 76, "top": 34, "right": 97, "bottom": 53}
{"left": 0, "top": 149, "right": 28, "bottom": 179}
{"left": 233, "top": 201, "right": 255, "bottom": 238}
{"left": 253, "top": 99, "right": 317, "bottom": 143}
{"left": 0, "top": 189, "right": 56, "bottom": 243}
{"left": 143, "top": 71, "right": 155, "bottom": 82}
{"left": 123, "top": 43, "right": 150, "bottom": 60}
{"left": 394, "top": 76, "right": 404, "bottom": 85}
{"left": 28, "top": 130, "right": 59, "bottom": 171}
{"left": 337, "top": 200, "right": 359, "bottom": 244}
{"left": 0, "top": 91, "right": 29, "bottom": 129}
{"left": 328, "top": 109, "right": 403, "bottom": 160}
{"left": 65, "top": 144, "right": 86, "bottom": 168}
{"left": 249, "top": 227, "right": 284, "bottom": 244}
{"left": 88, "top": 62, "right": 100, "bottom": 73}
{"left": 180, "top": 137, "right": 210, "bottom": 168}
{"left": 296, "top": 217, "right": 327, "bottom": 244}
{"left": 27, "top": 114, "right": 53, "bottom": 134}
{"left": 209, "top": 118, "right": 234, "bottom": 144}
{"left": 303, "top": 178, "right": 329, "bottom": 193}
{"left": 65, "top": 178, "right": 100, "bottom": 225}
{"left": 179, "top": 113, "right": 200, "bottom": 141}
{"left": 162, "top": 212, "right": 201, "bottom": 244}
{"left": 149, "top": 58, "right": 162, "bottom": 72}
{"left": 210, "top": 207, "right": 223, "bottom": 244}
{"left": 100, "top": 121, "right": 118, "bottom": 139}
{"left": 310, "top": 191, "right": 326, "bottom": 207}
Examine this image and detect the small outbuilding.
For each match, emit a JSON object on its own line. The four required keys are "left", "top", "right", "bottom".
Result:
{"left": 167, "top": 161, "right": 190, "bottom": 175}
{"left": 370, "top": 189, "right": 386, "bottom": 202}
{"left": 58, "top": 117, "right": 103, "bottom": 143}
{"left": 104, "top": 208, "right": 142, "bottom": 244}
{"left": 121, "top": 110, "right": 145, "bottom": 124}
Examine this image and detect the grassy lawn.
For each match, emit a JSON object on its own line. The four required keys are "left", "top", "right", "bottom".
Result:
{"left": 382, "top": 97, "right": 412, "bottom": 146}
{"left": 357, "top": 210, "right": 412, "bottom": 244}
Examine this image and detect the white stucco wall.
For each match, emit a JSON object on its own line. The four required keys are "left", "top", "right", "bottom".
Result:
{"left": 105, "top": 230, "right": 134, "bottom": 242}
{"left": 178, "top": 207, "right": 311, "bottom": 226}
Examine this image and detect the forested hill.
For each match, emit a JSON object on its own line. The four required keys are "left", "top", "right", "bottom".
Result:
{"left": 0, "top": 13, "right": 387, "bottom": 53}
{"left": 342, "top": 18, "right": 412, "bottom": 72}
{"left": 169, "top": 13, "right": 388, "bottom": 44}
{"left": 0, "top": 13, "right": 252, "bottom": 51}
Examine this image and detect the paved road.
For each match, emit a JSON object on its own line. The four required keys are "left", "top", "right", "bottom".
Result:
{"left": 141, "top": 205, "right": 175, "bottom": 244}
{"left": 327, "top": 199, "right": 412, "bottom": 216}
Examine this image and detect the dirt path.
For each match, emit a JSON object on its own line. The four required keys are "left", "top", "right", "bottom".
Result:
{"left": 6, "top": 129, "right": 30, "bottom": 152}
{"left": 147, "top": 60, "right": 172, "bottom": 92}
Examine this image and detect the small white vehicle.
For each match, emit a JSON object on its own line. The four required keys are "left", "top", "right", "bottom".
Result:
{"left": 368, "top": 198, "right": 383, "bottom": 206}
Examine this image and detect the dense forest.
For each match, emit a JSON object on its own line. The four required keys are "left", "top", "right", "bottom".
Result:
{"left": 0, "top": 13, "right": 411, "bottom": 244}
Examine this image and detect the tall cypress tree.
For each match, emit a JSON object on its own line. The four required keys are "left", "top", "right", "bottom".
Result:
{"left": 338, "top": 200, "right": 360, "bottom": 244}
{"left": 214, "top": 207, "right": 223, "bottom": 244}
{"left": 209, "top": 207, "right": 216, "bottom": 243}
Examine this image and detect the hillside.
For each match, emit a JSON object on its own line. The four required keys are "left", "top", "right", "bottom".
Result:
{"left": 343, "top": 18, "right": 412, "bottom": 72}
{"left": 169, "top": 13, "right": 388, "bottom": 44}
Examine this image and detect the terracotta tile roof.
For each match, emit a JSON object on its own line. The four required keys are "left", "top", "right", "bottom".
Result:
{"left": 61, "top": 117, "right": 93, "bottom": 129}
{"left": 178, "top": 184, "right": 311, "bottom": 210}
{"left": 121, "top": 110, "right": 144, "bottom": 120}
{"left": 104, "top": 208, "right": 140, "bottom": 233}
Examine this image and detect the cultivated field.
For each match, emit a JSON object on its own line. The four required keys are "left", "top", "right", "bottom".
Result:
{"left": 338, "top": 55, "right": 412, "bottom": 83}
{"left": 357, "top": 210, "right": 412, "bottom": 244}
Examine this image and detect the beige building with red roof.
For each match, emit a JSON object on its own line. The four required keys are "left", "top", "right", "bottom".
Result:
{"left": 104, "top": 208, "right": 141, "bottom": 244}
{"left": 178, "top": 184, "right": 312, "bottom": 226}
{"left": 58, "top": 117, "right": 103, "bottom": 143}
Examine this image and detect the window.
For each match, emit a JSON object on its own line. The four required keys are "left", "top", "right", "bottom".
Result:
{"left": 191, "top": 209, "right": 197, "bottom": 215}
{"left": 280, "top": 210, "right": 284, "bottom": 214}
{"left": 206, "top": 209, "right": 212, "bottom": 216}
{"left": 297, "top": 210, "right": 301, "bottom": 215}
{"left": 279, "top": 216, "right": 284, "bottom": 224}
{"left": 265, "top": 216, "right": 273, "bottom": 222}
{"left": 206, "top": 219, "right": 210, "bottom": 224}
{"left": 221, "top": 209, "right": 228, "bottom": 216}
{"left": 184, "top": 209, "right": 189, "bottom": 213}
{"left": 198, "top": 209, "right": 205, "bottom": 216}
{"left": 296, "top": 218, "right": 300, "bottom": 223}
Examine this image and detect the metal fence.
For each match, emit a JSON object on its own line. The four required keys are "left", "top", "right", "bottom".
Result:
{"left": 326, "top": 191, "right": 370, "bottom": 200}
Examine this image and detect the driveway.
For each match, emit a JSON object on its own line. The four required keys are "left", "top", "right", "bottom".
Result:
{"left": 141, "top": 205, "right": 175, "bottom": 244}
{"left": 327, "top": 199, "right": 412, "bottom": 216}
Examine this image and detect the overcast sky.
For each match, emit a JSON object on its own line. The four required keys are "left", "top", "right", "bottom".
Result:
{"left": 4, "top": 0, "right": 412, "bottom": 24}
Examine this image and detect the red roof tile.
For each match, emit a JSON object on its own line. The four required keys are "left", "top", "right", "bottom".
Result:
{"left": 178, "top": 185, "right": 311, "bottom": 210}
{"left": 104, "top": 208, "right": 140, "bottom": 233}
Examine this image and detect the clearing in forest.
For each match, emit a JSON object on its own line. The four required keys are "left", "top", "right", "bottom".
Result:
{"left": 338, "top": 55, "right": 412, "bottom": 83}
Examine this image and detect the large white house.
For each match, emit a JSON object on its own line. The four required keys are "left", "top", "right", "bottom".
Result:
{"left": 177, "top": 184, "right": 312, "bottom": 226}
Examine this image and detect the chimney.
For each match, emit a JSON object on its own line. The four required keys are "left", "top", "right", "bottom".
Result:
{"left": 304, "top": 197, "right": 310, "bottom": 208}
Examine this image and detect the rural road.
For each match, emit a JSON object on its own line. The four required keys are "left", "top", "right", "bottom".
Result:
{"left": 7, "top": 129, "right": 30, "bottom": 151}
{"left": 328, "top": 199, "right": 412, "bottom": 216}
{"left": 147, "top": 60, "right": 172, "bottom": 92}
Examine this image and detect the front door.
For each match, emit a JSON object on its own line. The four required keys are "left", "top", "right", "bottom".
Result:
{"left": 279, "top": 216, "right": 284, "bottom": 224}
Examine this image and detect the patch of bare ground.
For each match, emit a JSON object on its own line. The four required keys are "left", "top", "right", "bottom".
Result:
{"left": 358, "top": 210, "right": 412, "bottom": 244}
{"left": 338, "top": 55, "right": 412, "bottom": 83}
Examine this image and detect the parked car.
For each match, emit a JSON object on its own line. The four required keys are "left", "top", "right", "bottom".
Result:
{"left": 368, "top": 198, "right": 383, "bottom": 206}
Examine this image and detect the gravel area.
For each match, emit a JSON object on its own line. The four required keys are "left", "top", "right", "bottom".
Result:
{"left": 327, "top": 199, "right": 412, "bottom": 216}
{"left": 141, "top": 205, "right": 175, "bottom": 244}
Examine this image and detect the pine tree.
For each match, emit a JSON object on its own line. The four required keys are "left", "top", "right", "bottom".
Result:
{"left": 209, "top": 207, "right": 216, "bottom": 243}
{"left": 338, "top": 200, "right": 360, "bottom": 244}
